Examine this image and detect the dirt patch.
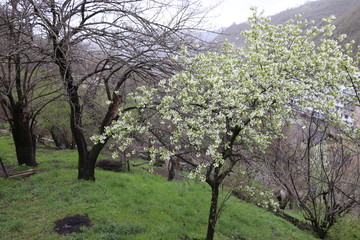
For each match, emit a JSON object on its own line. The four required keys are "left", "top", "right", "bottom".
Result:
{"left": 53, "top": 214, "right": 92, "bottom": 235}
{"left": 96, "top": 159, "right": 124, "bottom": 172}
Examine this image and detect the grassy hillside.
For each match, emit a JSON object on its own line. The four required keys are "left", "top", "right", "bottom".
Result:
{"left": 0, "top": 132, "right": 319, "bottom": 240}
{"left": 215, "top": 0, "right": 360, "bottom": 46}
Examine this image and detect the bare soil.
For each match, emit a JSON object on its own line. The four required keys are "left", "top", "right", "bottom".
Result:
{"left": 53, "top": 214, "right": 92, "bottom": 235}
{"left": 96, "top": 159, "right": 124, "bottom": 172}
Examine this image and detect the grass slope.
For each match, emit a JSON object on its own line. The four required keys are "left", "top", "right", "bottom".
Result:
{"left": 0, "top": 132, "right": 318, "bottom": 240}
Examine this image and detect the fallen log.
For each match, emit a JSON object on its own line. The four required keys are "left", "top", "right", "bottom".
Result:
{"left": 8, "top": 169, "right": 35, "bottom": 178}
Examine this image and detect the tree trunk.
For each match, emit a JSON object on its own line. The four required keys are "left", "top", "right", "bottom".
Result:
{"left": 50, "top": 127, "right": 62, "bottom": 148}
{"left": 62, "top": 76, "right": 109, "bottom": 181}
{"left": 66, "top": 76, "right": 92, "bottom": 181}
{"left": 72, "top": 118, "right": 93, "bottom": 180}
{"left": 83, "top": 141, "right": 108, "bottom": 181}
{"left": 76, "top": 92, "right": 123, "bottom": 180}
{"left": 54, "top": 45, "right": 94, "bottom": 180}
{"left": 54, "top": 41, "right": 124, "bottom": 181}
{"left": 77, "top": 160, "right": 94, "bottom": 180}
{"left": 167, "top": 158, "right": 176, "bottom": 181}
{"left": 313, "top": 221, "right": 326, "bottom": 239}
{"left": 10, "top": 104, "right": 37, "bottom": 166}
{"left": 206, "top": 182, "right": 219, "bottom": 240}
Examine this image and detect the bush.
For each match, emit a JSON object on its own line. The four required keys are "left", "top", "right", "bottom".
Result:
{"left": 227, "top": 167, "right": 279, "bottom": 211}
{"left": 326, "top": 216, "right": 360, "bottom": 240}
{"left": 232, "top": 186, "right": 279, "bottom": 211}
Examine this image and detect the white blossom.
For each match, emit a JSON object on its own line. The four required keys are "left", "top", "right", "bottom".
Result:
{"left": 95, "top": 9, "right": 358, "bottom": 181}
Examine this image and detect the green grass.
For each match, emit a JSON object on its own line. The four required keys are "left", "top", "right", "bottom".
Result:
{"left": 0, "top": 131, "right": 16, "bottom": 161}
{"left": 0, "top": 133, "right": 319, "bottom": 240}
{"left": 326, "top": 215, "right": 360, "bottom": 240}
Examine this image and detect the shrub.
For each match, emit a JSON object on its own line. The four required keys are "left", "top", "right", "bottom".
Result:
{"left": 326, "top": 216, "right": 360, "bottom": 240}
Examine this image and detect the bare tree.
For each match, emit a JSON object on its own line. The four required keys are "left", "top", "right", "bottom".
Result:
{"left": 24, "top": 0, "right": 211, "bottom": 180}
{"left": 0, "top": 0, "right": 60, "bottom": 166}
{"left": 264, "top": 113, "right": 360, "bottom": 238}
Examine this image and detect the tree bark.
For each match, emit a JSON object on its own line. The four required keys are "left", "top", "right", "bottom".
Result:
{"left": 10, "top": 103, "right": 37, "bottom": 166}
{"left": 206, "top": 182, "right": 219, "bottom": 240}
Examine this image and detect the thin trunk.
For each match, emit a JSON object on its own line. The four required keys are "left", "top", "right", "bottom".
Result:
{"left": 126, "top": 158, "right": 130, "bottom": 172}
{"left": 50, "top": 127, "right": 61, "bottom": 148}
{"left": 206, "top": 182, "right": 219, "bottom": 240}
{"left": 167, "top": 158, "right": 176, "bottom": 181}
{"left": 0, "top": 157, "right": 9, "bottom": 178}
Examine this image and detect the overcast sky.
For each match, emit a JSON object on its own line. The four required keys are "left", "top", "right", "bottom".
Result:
{"left": 205, "top": 0, "right": 317, "bottom": 28}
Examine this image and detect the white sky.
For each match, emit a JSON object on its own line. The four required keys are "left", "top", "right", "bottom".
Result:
{"left": 205, "top": 0, "right": 317, "bottom": 28}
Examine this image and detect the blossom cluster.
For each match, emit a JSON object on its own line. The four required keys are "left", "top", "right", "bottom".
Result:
{"left": 92, "top": 9, "right": 359, "bottom": 180}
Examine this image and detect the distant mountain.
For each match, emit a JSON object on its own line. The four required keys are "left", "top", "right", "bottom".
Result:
{"left": 333, "top": 3, "right": 360, "bottom": 45}
{"left": 196, "top": 27, "right": 226, "bottom": 42}
{"left": 214, "top": 0, "right": 360, "bottom": 47}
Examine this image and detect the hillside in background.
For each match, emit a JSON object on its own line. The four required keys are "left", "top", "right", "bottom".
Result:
{"left": 214, "top": 0, "right": 360, "bottom": 46}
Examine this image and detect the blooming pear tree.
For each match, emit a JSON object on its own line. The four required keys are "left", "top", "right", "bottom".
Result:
{"left": 93, "top": 9, "right": 358, "bottom": 240}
